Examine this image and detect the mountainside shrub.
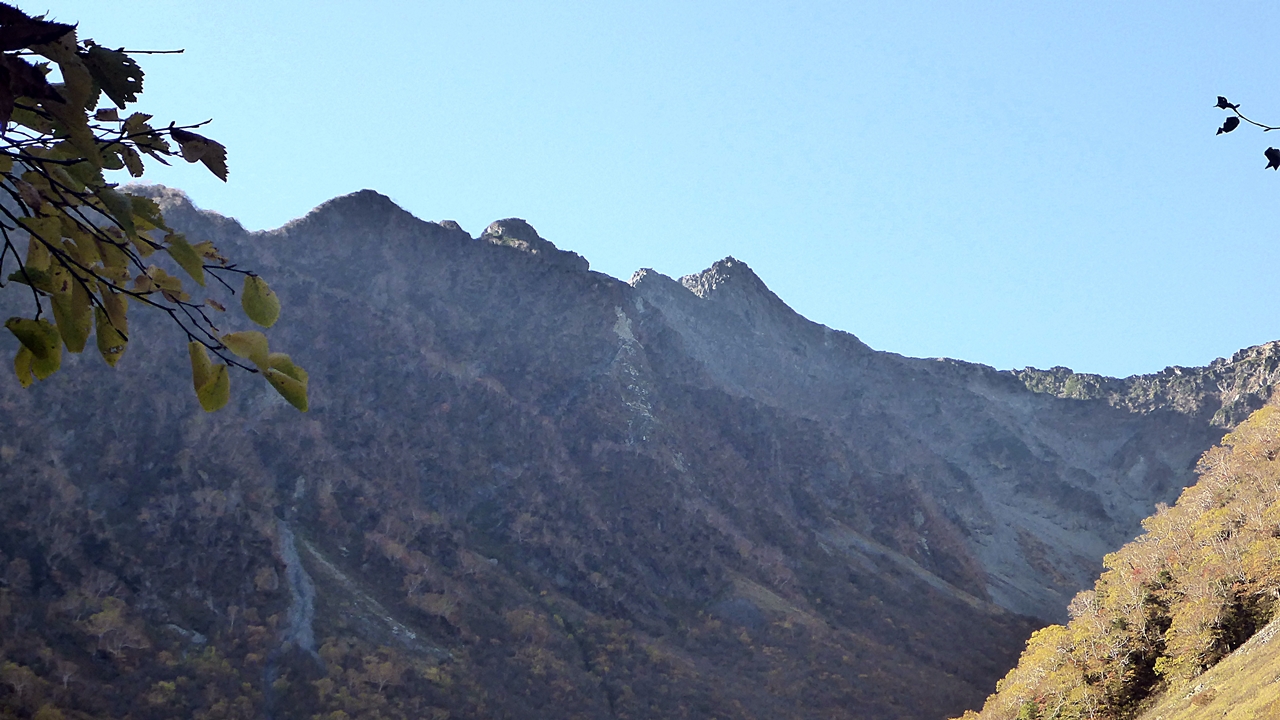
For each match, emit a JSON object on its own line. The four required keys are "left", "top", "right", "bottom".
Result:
{"left": 958, "top": 404, "right": 1280, "bottom": 720}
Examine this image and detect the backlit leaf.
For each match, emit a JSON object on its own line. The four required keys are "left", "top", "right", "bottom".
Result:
{"left": 242, "top": 275, "right": 279, "bottom": 328}
{"left": 264, "top": 367, "right": 308, "bottom": 411}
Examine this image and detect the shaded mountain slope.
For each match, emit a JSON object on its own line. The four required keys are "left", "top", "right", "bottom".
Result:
{"left": 0, "top": 187, "right": 1276, "bottom": 719}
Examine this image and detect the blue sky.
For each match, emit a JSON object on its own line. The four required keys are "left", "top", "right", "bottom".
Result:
{"left": 46, "top": 1, "right": 1280, "bottom": 377}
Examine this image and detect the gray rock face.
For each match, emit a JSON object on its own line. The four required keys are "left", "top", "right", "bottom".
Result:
{"left": 149, "top": 187, "right": 1269, "bottom": 626}
{"left": 634, "top": 256, "right": 1244, "bottom": 621}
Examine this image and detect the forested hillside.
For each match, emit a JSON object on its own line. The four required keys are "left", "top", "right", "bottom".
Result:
{"left": 957, "top": 403, "right": 1280, "bottom": 719}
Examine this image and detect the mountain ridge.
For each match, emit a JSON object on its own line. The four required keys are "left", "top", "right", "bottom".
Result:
{"left": 0, "top": 186, "right": 1276, "bottom": 719}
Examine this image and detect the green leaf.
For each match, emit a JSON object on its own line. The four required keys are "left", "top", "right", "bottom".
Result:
{"left": 8, "top": 267, "right": 52, "bottom": 293}
{"left": 129, "top": 194, "right": 169, "bottom": 233}
{"left": 197, "top": 363, "right": 230, "bottom": 412}
{"left": 5, "top": 317, "right": 61, "bottom": 378}
{"left": 165, "top": 234, "right": 204, "bottom": 286}
{"left": 93, "top": 186, "right": 136, "bottom": 239}
{"left": 264, "top": 367, "right": 308, "bottom": 411}
{"left": 51, "top": 278, "right": 91, "bottom": 353}
{"left": 65, "top": 159, "right": 103, "bottom": 189}
{"left": 81, "top": 43, "right": 143, "bottom": 108}
{"left": 221, "top": 330, "right": 268, "bottom": 368}
{"left": 242, "top": 275, "right": 280, "bottom": 328}
{"left": 188, "top": 341, "right": 212, "bottom": 392}
{"left": 13, "top": 346, "right": 33, "bottom": 388}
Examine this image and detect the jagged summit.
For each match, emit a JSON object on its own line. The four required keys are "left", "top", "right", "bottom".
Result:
{"left": 678, "top": 256, "right": 769, "bottom": 299}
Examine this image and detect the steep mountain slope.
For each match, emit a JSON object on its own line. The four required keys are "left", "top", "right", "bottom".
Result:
{"left": 0, "top": 187, "right": 1277, "bottom": 719}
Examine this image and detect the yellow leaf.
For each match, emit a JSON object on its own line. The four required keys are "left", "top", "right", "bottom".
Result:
{"left": 24, "top": 235, "right": 51, "bottom": 272}
{"left": 221, "top": 331, "right": 268, "bottom": 368}
{"left": 164, "top": 234, "right": 205, "bottom": 286}
{"left": 188, "top": 341, "right": 212, "bottom": 392}
{"left": 51, "top": 278, "right": 91, "bottom": 352}
{"left": 19, "top": 217, "right": 61, "bottom": 257}
{"left": 100, "top": 287, "right": 127, "bottom": 330}
{"left": 267, "top": 352, "right": 308, "bottom": 385}
{"left": 264, "top": 367, "right": 308, "bottom": 411}
{"left": 13, "top": 346, "right": 33, "bottom": 388}
{"left": 197, "top": 364, "right": 230, "bottom": 412}
{"left": 242, "top": 275, "right": 280, "bottom": 328}
{"left": 95, "top": 292, "right": 127, "bottom": 367}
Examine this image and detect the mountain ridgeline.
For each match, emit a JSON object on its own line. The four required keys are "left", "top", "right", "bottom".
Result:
{"left": 0, "top": 187, "right": 1277, "bottom": 719}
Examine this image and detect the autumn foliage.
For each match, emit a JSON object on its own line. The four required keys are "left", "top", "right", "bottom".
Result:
{"left": 958, "top": 403, "right": 1280, "bottom": 720}
{"left": 0, "top": 3, "right": 305, "bottom": 411}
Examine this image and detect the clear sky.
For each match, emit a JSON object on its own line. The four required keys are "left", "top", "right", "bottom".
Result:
{"left": 44, "top": 1, "right": 1280, "bottom": 378}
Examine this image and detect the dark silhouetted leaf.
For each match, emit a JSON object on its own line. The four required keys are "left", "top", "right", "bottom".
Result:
{"left": 81, "top": 42, "right": 143, "bottom": 108}
{"left": 0, "top": 5, "right": 73, "bottom": 53}
{"left": 1266, "top": 147, "right": 1280, "bottom": 170}
{"left": 170, "top": 126, "right": 227, "bottom": 181}
{"left": 1217, "top": 116, "right": 1240, "bottom": 135}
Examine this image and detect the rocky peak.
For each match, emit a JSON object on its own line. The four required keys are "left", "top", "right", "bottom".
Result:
{"left": 679, "top": 256, "right": 769, "bottom": 299}
{"left": 481, "top": 218, "right": 590, "bottom": 272}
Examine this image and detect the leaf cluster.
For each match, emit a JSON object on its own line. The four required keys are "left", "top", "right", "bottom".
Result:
{"left": 1213, "top": 96, "right": 1280, "bottom": 171}
{"left": 0, "top": 3, "right": 305, "bottom": 411}
{"left": 957, "top": 404, "right": 1280, "bottom": 720}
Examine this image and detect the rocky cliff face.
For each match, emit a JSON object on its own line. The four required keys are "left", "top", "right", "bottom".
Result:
{"left": 0, "top": 188, "right": 1273, "bottom": 720}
